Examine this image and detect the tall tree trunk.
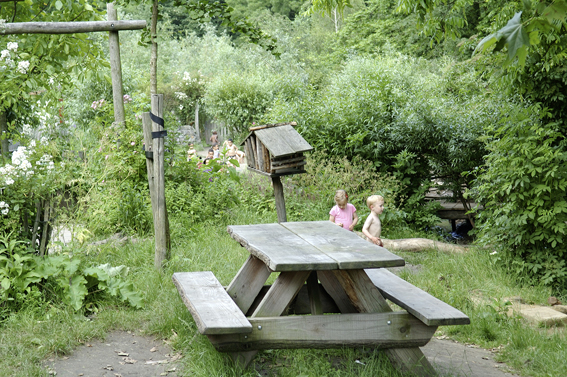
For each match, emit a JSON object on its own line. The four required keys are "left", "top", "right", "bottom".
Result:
{"left": 0, "top": 111, "right": 9, "bottom": 162}
{"left": 150, "top": 0, "right": 158, "bottom": 95}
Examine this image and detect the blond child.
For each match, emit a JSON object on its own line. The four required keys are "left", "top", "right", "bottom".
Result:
{"left": 362, "top": 195, "right": 384, "bottom": 246}
{"left": 329, "top": 190, "right": 358, "bottom": 231}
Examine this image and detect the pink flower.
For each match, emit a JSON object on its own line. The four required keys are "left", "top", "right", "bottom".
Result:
{"left": 131, "top": 141, "right": 135, "bottom": 146}
{"left": 105, "top": 155, "right": 109, "bottom": 160}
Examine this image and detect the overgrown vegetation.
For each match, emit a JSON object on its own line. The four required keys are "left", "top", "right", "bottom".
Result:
{"left": 2, "top": 0, "right": 567, "bottom": 375}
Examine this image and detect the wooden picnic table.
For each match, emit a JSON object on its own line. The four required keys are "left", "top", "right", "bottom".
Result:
{"left": 173, "top": 221, "right": 470, "bottom": 376}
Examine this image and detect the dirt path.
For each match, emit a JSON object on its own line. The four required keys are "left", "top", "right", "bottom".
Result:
{"left": 44, "top": 331, "right": 179, "bottom": 377}
{"left": 45, "top": 330, "right": 518, "bottom": 377}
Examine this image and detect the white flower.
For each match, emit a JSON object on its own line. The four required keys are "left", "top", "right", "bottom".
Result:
{"left": 22, "top": 124, "right": 33, "bottom": 136}
{"left": 17, "top": 60, "right": 29, "bottom": 74}
{"left": 5, "top": 177, "right": 14, "bottom": 185}
{"left": 29, "top": 139, "right": 36, "bottom": 148}
{"left": 40, "top": 136, "right": 48, "bottom": 145}
{"left": 0, "top": 49, "right": 9, "bottom": 60}
{"left": 183, "top": 71, "right": 191, "bottom": 81}
{"left": 48, "top": 77, "right": 54, "bottom": 85}
{"left": 7, "top": 42, "right": 18, "bottom": 51}
{"left": 1, "top": 208, "right": 8, "bottom": 215}
{"left": 490, "top": 251, "right": 498, "bottom": 255}
{"left": 175, "top": 92, "right": 188, "bottom": 100}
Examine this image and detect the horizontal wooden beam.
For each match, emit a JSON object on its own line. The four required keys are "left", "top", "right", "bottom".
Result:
{"left": 207, "top": 312, "right": 437, "bottom": 352}
{"left": 0, "top": 20, "right": 146, "bottom": 35}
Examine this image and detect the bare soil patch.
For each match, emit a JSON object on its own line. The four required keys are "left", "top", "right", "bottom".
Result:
{"left": 44, "top": 331, "right": 180, "bottom": 377}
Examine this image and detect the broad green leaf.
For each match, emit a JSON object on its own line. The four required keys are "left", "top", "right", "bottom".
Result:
{"left": 55, "top": 0, "right": 63, "bottom": 10}
{"left": 541, "top": 1, "right": 567, "bottom": 22}
{"left": 474, "top": 33, "right": 497, "bottom": 54}
{"left": 67, "top": 275, "right": 88, "bottom": 311}
{"left": 1, "top": 277, "right": 10, "bottom": 290}
{"left": 494, "top": 12, "right": 531, "bottom": 61}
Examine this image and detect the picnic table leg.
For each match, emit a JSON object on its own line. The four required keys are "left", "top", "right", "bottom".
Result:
{"left": 327, "top": 269, "right": 437, "bottom": 377}
{"left": 231, "top": 270, "right": 311, "bottom": 368}
{"left": 306, "top": 271, "right": 323, "bottom": 315}
{"left": 226, "top": 255, "right": 272, "bottom": 313}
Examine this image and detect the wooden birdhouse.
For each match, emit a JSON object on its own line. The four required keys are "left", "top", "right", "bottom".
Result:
{"left": 241, "top": 122, "right": 313, "bottom": 177}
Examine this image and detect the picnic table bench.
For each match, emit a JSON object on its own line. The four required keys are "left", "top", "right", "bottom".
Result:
{"left": 173, "top": 221, "right": 470, "bottom": 376}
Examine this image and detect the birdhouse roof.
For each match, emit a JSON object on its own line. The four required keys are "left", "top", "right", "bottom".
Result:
{"left": 243, "top": 124, "right": 313, "bottom": 158}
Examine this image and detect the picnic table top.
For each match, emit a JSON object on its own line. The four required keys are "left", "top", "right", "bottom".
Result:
{"left": 227, "top": 221, "right": 405, "bottom": 271}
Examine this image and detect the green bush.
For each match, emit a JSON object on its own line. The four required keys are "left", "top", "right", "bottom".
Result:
{"left": 264, "top": 54, "right": 515, "bottom": 223}
{"left": 473, "top": 104, "right": 567, "bottom": 290}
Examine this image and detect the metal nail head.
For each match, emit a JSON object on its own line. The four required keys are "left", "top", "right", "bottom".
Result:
{"left": 387, "top": 321, "right": 391, "bottom": 325}
{"left": 258, "top": 325, "right": 262, "bottom": 330}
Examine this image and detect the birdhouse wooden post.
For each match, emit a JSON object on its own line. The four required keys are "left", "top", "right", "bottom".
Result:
{"left": 241, "top": 122, "right": 313, "bottom": 223}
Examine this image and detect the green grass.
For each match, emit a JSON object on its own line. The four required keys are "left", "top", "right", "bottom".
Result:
{"left": 1, "top": 208, "right": 565, "bottom": 376}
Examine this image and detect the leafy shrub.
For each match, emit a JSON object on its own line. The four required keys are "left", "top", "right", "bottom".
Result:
{"left": 204, "top": 71, "right": 273, "bottom": 135}
{"left": 263, "top": 54, "right": 518, "bottom": 224}
{"left": 473, "top": 105, "right": 567, "bottom": 290}
{"left": 0, "top": 233, "right": 142, "bottom": 321}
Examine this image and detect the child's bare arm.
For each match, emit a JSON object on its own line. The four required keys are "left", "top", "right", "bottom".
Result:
{"left": 349, "top": 212, "right": 359, "bottom": 231}
{"left": 329, "top": 215, "right": 342, "bottom": 227}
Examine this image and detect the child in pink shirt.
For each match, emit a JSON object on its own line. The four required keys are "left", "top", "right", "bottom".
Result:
{"left": 329, "top": 189, "right": 358, "bottom": 231}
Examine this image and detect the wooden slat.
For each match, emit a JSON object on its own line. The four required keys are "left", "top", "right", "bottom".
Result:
{"left": 249, "top": 121, "right": 297, "bottom": 132}
{"left": 255, "top": 136, "right": 264, "bottom": 173}
{"left": 252, "top": 271, "right": 311, "bottom": 317}
{"left": 282, "top": 221, "right": 405, "bottom": 269}
{"left": 244, "top": 140, "right": 255, "bottom": 169}
{"left": 172, "top": 272, "right": 252, "bottom": 335}
{"left": 246, "top": 284, "right": 340, "bottom": 316}
{"left": 365, "top": 268, "right": 471, "bottom": 326}
{"left": 207, "top": 312, "right": 436, "bottom": 352}
{"left": 262, "top": 143, "right": 271, "bottom": 173}
{"left": 255, "top": 127, "right": 296, "bottom": 157}
{"left": 336, "top": 269, "right": 437, "bottom": 377}
{"left": 317, "top": 270, "right": 358, "bottom": 314}
{"left": 250, "top": 135, "right": 258, "bottom": 169}
{"left": 272, "top": 161, "right": 307, "bottom": 171}
{"left": 226, "top": 255, "right": 272, "bottom": 314}
{"left": 271, "top": 156, "right": 304, "bottom": 167}
{"left": 272, "top": 125, "right": 313, "bottom": 155}
{"left": 306, "top": 272, "right": 323, "bottom": 315}
{"left": 227, "top": 224, "right": 338, "bottom": 271}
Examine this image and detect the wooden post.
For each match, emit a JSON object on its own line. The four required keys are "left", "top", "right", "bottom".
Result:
{"left": 151, "top": 94, "right": 170, "bottom": 269}
{"left": 142, "top": 113, "right": 157, "bottom": 217}
{"left": 107, "top": 2, "right": 125, "bottom": 127}
{"left": 194, "top": 102, "right": 200, "bottom": 142}
{"left": 272, "top": 176, "right": 287, "bottom": 223}
{"left": 0, "top": 111, "right": 8, "bottom": 161}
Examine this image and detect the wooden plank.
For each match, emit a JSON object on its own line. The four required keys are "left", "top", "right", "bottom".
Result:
{"left": 244, "top": 140, "right": 255, "bottom": 169}
{"left": 365, "top": 268, "right": 470, "bottom": 326}
{"left": 141, "top": 113, "right": 157, "bottom": 224}
{"left": 249, "top": 121, "right": 297, "bottom": 132}
{"left": 255, "top": 127, "right": 296, "bottom": 157}
{"left": 226, "top": 255, "right": 272, "bottom": 314}
{"left": 263, "top": 144, "right": 271, "bottom": 173}
{"left": 317, "top": 270, "right": 359, "bottom": 314}
{"left": 246, "top": 166, "right": 307, "bottom": 178}
{"left": 336, "top": 269, "right": 437, "bottom": 377}
{"left": 250, "top": 135, "right": 258, "bottom": 169}
{"left": 172, "top": 272, "right": 252, "bottom": 335}
{"left": 227, "top": 224, "right": 337, "bottom": 271}
{"left": 306, "top": 272, "right": 323, "bottom": 315}
{"left": 207, "top": 312, "right": 436, "bottom": 352}
{"left": 252, "top": 271, "right": 311, "bottom": 317}
{"left": 255, "top": 136, "right": 264, "bottom": 173}
{"left": 272, "top": 161, "right": 307, "bottom": 171}
{"left": 282, "top": 221, "right": 405, "bottom": 269}
{"left": 0, "top": 20, "right": 146, "bottom": 35}
{"left": 271, "top": 155, "right": 304, "bottom": 166}
{"left": 271, "top": 125, "right": 313, "bottom": 155}
{"left": 246, "top": 284, "right": 340, "bottom": 316}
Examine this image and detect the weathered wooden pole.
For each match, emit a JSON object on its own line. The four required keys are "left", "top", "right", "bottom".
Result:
{"left": 0, "top": 111, "right": 8, "bottom": 161}
{"left": 107, "top": 2, "right": 125, "bottom": 127}
{"left": 150, "top": 0, "right": 158, "bottom": 94}
{"left": 272, "top": 176, "right": 287, "bottom": 223}
{"left": 141, "top": 113, "right": 157, "bottom": 216}
{"left": 194, "top": 102, "right": 200, "bottom": 141}
{"left": 151, "top": 94, "right": 170, "bottom": 269}
{"left": 0, "top": 20, "right": 146, "bottom": 35}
